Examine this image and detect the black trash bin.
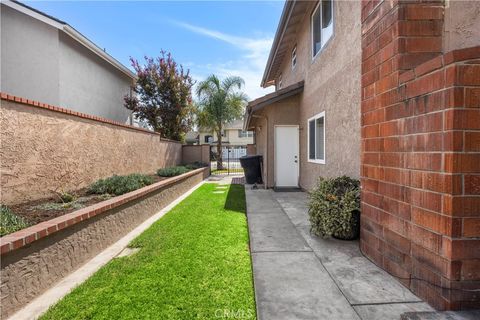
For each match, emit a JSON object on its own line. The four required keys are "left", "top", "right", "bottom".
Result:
{"left": 240, "top": 155, "right": 263, "bottom": 184}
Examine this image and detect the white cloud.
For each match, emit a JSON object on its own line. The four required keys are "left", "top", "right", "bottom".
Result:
{"left": 172, "top": 21, "right": 274, "bottom": 100}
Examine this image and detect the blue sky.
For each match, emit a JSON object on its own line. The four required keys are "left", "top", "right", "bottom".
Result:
{"left": 26, "top": 1, "right": 284, "bottom": 99}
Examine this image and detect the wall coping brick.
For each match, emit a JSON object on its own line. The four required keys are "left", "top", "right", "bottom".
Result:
{"left": 444, "top": 46, "right": 480, "bottom": 65}
{"left": 0, "top": 92, "right": 181, "bottom": 144}
{"left": 0, "top": 167, "right": 208, "bottom": 255}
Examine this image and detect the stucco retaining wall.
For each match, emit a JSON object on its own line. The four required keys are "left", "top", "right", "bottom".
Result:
{"left": 0, "top": 95, "right": 182, "bottom": 205}
{"left": 0, "top": 168, "right": 208, "bottom": 319}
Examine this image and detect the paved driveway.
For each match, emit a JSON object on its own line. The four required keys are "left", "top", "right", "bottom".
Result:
{"left": 245, "top": 187, "right": 434, "bottom": 320}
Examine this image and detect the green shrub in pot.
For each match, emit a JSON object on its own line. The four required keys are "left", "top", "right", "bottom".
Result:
{"left": 308, "top": 176, "right": 361, "bottom": 240}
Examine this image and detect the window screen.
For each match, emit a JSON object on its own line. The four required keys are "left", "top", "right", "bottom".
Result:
{"left": 312, "top": 0, "right": 334, "bottom": 57}
{"left": 312, "top": 6, "right": 321, "bottom": 57}
{"left": 321, "top": 0, "right": 333, "bottom": 47}
{"left": 316, "top": 117, "right": 324, "bottom": 160}
{"left": 308, "top": 113, "right": 325, "bottom": 162}
{"left": 309, "top": 120, "right": 316, "bottom": 160}
{"left": 292, "top": 46, "right": 297, "bottom": 69}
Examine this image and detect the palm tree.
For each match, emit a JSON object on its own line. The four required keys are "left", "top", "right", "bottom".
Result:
{"left": 196, "top": 75, "right": 248, "bottom": 170}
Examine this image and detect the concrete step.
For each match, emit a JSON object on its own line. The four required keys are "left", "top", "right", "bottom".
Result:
{"left": 401, "top": 310, "right": 480, "bottom": 320}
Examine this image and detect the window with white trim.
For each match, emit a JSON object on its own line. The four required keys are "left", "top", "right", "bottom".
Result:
{"left": 292, "top": 46, "right": 297, "bottom": 69}
{"left": 238, "top": 130, "right": 254, "bottom": 138}
{"left": 311, "top": 0, "right": 334, "bottom": 58}
{"left": 308, "top": 112, "right": 325, "bottom": 163}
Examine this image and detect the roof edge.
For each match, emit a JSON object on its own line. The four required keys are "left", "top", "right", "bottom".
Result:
{"left": 4, "top": 0, "right": 136, "bottom": 80}
{"left": 260, "top": 0, "right": 295, "bottom": 88}
{"left": 244, "top": 80, "right": 304, "bottom": 130}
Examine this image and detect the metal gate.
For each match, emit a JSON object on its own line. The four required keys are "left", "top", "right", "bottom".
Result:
{"left": 210, "top": 145, "right": 245, "bottom": 175}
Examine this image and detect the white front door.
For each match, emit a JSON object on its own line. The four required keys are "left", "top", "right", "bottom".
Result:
{"left": 275, "top": 126, "right": 299, "bottom": 187}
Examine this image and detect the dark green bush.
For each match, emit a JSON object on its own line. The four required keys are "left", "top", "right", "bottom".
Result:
{"left": 1, "top": 205, "right": 30, "bottom": 236}
{"left": 157, "top": 166, "right": 190, "bottom": 177}
{"left": 87, "top": 174, "right": 154, "bottom": 196}
{"left": 308, "top": 176, "right": 360, "bottom": 239}
{"left": 185, "top": 162, "right": 208, "bottom": 170}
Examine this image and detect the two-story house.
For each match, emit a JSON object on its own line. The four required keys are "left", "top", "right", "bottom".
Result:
{"left": 1, "top": 0, "right": 135, "bottom": 123}
{"left": 244, "top": 0, "right": 361, "bottom": 189}
{"left": 199, "top": 120, "right": 254, "bottom": 146}
{"left": 245, "top": 0, "right": 480, "bottom": 311}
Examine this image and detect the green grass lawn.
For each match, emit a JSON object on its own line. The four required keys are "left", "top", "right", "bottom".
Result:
{"left": 41, "top": 183, "right": 256, "bottom": 320}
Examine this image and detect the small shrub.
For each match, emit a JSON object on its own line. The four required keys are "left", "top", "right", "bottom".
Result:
{"left": 157, "top": 166, "right": 190, "bottom": 177}
{"left": 308, "top": 176, "right": 360, "bottom": 240}
{"left": 58, "top": 192, "right": 76, "bottom": 203}
{"left": 185, "top": 162, "right": 208, "bottom": 170}
{"left": 1, "top": 205, "right": 30, "bottom": 236}
{"left": 87, "top": 174, "right": 154, "bottom": 196}
{"left": 31, "top": 201, "right": 85, "bottom": 211}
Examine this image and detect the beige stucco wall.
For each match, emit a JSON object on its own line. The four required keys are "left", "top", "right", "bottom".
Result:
{"left": 182, "top": 145, "right": 210, "bottom": 165}
{"left": 443, "top": 0, "right": 480, "bottom": 52}
{"left": 254, "top": 0, "right": 361, "bottom": 190}
{"left": 0, "top": 100, "right": 182, "bottom": 205}
{"left": 250, "top": 95, "right": 300, "bottom": 187}
{"left": 0, "top": 170, "right": 205, "bottom": 318}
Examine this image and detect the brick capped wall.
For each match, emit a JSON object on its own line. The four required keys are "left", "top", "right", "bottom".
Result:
{"left": 361, "top": 0, "right": 480, "bottom": 310}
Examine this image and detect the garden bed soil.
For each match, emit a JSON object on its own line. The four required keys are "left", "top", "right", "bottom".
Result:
{"left": 9, "top": 175, "right": 165, "bottom": 225}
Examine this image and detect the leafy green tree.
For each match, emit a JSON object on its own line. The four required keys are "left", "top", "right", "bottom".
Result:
{"left": 196, "top": 75, "right": 248, "bottom": 170}
{"left": 124, "top": 51, "right": 194, "bottom": 141}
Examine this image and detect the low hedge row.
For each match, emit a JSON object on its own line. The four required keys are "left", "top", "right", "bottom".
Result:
{"left": 1, "top": 164, "right": 208, "bottom": 237}
{"left": 157, "top": 162, "right": 208, "bottom": 177}
{"left": 87, "top": 174, "right": 154, "bottom": 196}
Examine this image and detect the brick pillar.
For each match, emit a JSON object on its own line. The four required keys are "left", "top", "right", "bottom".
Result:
{"left": 361, "top": 0, "right": 480, "bottom": 310}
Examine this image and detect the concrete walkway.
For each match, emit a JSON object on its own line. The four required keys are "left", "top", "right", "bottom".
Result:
{"left": 245, "top": 186, "right": 434, "bottom": 320}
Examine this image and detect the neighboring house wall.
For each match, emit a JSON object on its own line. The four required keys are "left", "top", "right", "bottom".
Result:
{"left": 0, "top": 96, "right": 182, "bottom": 205}
{"left": 199, "top": 128, "right": 253, "bottom": 146}
{"left": 225, "top": 128, "right": 254, "bottom": 145}
{"left": 0, "top": 3, "right": 133, "bottom": 123}
{"left": 199, "top": 131, "right": 215, "bottom": 145}
{"left": 58, "top": 33, "right": 133, "bottom": 122}
{"left": 1, "top": 5, "right": 60, "bottom": 106}
{"left": 360, "top": 0, "right": 480, "bottom": 310}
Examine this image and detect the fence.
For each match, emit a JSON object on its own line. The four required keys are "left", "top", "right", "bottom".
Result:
{"left": 210, "top": 145, "right": 245, "bottom": 175}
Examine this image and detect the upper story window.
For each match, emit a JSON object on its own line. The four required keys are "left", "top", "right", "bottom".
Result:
{"left": 292, "top": 46, "right": 297, "bottom": 69}
{"left": 238, "top": 130, "right": 254, "bottom": 138}
{"left": 308, "top": 111, "right": 325, "bottom": 164}
{"left": 277, "top": 73, "right": 283, "bottom": 90}
{"left": 311, "top": 0, "right": 334, "bottom": 58}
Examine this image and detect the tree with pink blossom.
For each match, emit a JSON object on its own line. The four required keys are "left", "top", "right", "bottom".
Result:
{"left": 124, "top": 51, "right": 194, "bottom": 141}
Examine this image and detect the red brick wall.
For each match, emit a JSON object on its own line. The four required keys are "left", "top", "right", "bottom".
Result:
{"left": 361, "top": 0, "right": 480, "bottom": 310}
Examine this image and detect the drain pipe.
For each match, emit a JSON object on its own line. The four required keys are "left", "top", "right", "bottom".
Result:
{"left": 251, "top": 114, "right": 268, "bottom": 189}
